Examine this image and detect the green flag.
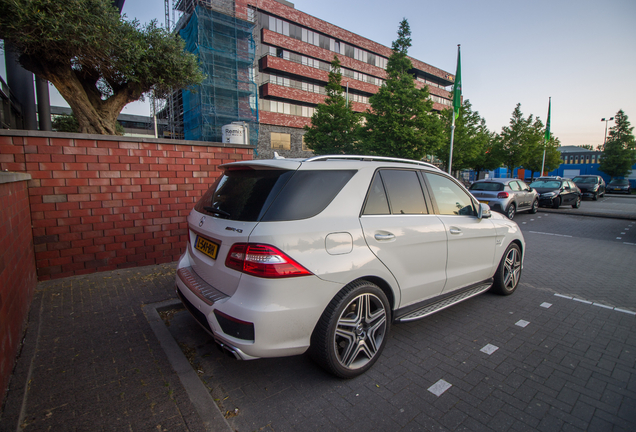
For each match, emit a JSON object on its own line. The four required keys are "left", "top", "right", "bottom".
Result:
{"left": 453, "top": 45, "right": 462, "bottom": 119}
{"left": 544, "top": 97, "right": 551, "bottom": 141}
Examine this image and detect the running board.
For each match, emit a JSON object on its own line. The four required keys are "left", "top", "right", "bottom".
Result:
{"left": 395, "top": 281, "right": 493, "bottom": 323}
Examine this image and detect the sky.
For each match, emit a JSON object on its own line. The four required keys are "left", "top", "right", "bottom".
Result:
{"left": 3, "top": 0, "right": 635, "bottom": 148}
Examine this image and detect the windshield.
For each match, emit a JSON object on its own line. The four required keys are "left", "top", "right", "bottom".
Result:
{"left": 609, "top": 179, "right": 629, "bottom": 185}
{"left": 529, "top": 180, "right": 561, "bottom": 189}
{"left": 572, "top": 177, "right": 596, "bottom": 183}
{"left": 469, "top": 182, "right": 504, "bottom": 192}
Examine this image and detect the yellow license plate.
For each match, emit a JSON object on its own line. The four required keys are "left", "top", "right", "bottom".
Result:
{"left": 479, "top": 200, "right": 489, "bottom": 204}
{"left": 195, "top": 236, "right": 219, "bottom": 260}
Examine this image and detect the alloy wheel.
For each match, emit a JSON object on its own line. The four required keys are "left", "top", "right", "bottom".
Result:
{"left": 334, "top": 293, "right": 387, "bottom": 370}
{"left": 502, "top": 247, "right": 521, "bottom": 291}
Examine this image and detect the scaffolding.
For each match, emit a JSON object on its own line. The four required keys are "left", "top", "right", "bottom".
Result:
{"left": 173, "top": 3, "right": 258, "bottom": 144}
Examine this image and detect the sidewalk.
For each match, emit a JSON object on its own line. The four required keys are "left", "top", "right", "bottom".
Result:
{"left": 0, "top": 264, "right": 208, "bottom": 431}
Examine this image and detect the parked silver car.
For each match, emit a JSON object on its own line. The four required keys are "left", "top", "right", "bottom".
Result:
{"left": 469, "top": 178, "right": 539, "bottom": 220}
{"left": 175, "top": 156, "right": 525, "bottom": 378}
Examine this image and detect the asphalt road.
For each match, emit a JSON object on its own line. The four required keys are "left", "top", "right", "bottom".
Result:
{"left": 166, "top": 211, "right": 636, "bottom": 431}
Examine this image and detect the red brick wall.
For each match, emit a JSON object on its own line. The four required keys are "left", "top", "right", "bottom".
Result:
{"left": 0, "top": 173, "right": 37, "bottom": 405}
{"left": 0, "top": 132, "right": 253, "bottom": 281}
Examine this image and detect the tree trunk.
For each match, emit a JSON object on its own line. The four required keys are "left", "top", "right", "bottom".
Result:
{"left": 20, "top": 56, "right": 139, "bottom": 135}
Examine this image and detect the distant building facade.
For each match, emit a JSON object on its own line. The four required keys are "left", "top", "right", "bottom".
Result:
{"left": 173, "top": 0, "right": 455, "bottom": 158}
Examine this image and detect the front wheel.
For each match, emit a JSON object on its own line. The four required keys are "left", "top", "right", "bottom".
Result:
{"left": 552, "top": 197, "right": 561, "bottom": 209}
{"left": 310, "top": 280, "right": 390, "bottom": 378}
{"left": 572, "top": 196, "right": 581, "bottom": 208}
{"left": 592, "top": 192, "right": 598, "bottom": 201}
{"left": 529, "top": 199, "right": 539, "bottom": 214}
{"left": 490, "top": 243, "right": 522, "bottom": 296}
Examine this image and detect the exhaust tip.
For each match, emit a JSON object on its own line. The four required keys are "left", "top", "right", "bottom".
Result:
{"left": 215, "top": 339, "right": 242, "bottom": 360}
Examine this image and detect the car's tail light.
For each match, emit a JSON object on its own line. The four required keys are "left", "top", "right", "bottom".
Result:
{"left": 226, "top": 243, "right": 312, "bottom": 278}
{"left": 497, "top": 192, "right": 510, "bottom": 198}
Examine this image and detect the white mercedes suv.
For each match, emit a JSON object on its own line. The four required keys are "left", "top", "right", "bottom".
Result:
{"left": 175, "top": 155, "right": 525, "bottom": 378}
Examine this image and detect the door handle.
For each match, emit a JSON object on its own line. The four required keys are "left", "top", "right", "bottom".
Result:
{"left": 449, "top": 227, "right": 462, "bottom": 235}
{"left": 374, "top": 233, "right": 395, "bottom": 241}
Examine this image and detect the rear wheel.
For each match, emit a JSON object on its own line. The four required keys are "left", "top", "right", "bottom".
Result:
{"left": 490, "top": 243, "right": 522, "bottom": 296}
{"left": 529, "top": 199, "right": 539, "bottom": 214}
{"left": 310, "top": 280, "right": 390, "bottom": 378}
{"left": 572, "top": 196, "right": 581, "bottom": 208}
{"left": 506, "top": 203, "right": 516, "bottom": 220}
{"left": 552, "top": 197, "right": 561, "bottom": 209}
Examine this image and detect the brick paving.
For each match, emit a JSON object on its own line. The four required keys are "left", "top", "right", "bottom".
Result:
{"left": 0, "top": 264, "right": 206, "bottom": 431}
{"left": 2, "top": 212, "right": 635, "bottom": 431}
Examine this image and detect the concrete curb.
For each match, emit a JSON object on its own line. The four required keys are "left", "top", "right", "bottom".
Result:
{"left": 142, "top": 300, "right": 232, "bottom": 432}
{"left": 537, "top": 207, "right": 636, "bottom": 220}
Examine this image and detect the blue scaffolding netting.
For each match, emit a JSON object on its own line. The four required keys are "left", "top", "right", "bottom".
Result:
{"left": 180, "top": 5, "right": 259, "bottom": 145}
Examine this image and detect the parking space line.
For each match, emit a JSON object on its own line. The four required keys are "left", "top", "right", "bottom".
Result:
{"left": 428, "top": 379, "right": 452, "bottom": 397}
{"left": 480, "top": 344, "right": 499, "bottom": 355}
{"left": 528, "top": 231, "right": 573, "bottom": 238}
{"left": 553, "top": 293, "right": 636, "bottom": 315}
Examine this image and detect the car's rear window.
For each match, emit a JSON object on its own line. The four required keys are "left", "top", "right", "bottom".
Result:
{"left": 469, "top": 182, "right": 504, "bottom": 192}
{"left": 194, "top": 169, "right": 355, "bottom": 222}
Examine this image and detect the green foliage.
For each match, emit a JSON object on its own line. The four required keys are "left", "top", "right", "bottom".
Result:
{"left": 438, "top": 100, "right": 492, "bottom": 172}
{"left": 52, "top": 114, "right": 79, "bottom": 133}
{"left": 303, "top": 56, "right": 361, "bottom": 155}
{"left": 523, "top": 132, "right": 562, "bottom": 178}
{"left": 600, "top": 110, "right": 636, "bottom": 178}
{"left": 491, "top": 104, "right": 536, "bottom": 177}
{"left": 0, "top": 0, "right": 204, "bottom": 134}
{"left": 361, "top": 19, "right": 443, "bottom": 160}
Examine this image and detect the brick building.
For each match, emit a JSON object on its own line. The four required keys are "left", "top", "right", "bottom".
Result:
{"left": 174, "top": 0, "right": 455, "bottom": 158}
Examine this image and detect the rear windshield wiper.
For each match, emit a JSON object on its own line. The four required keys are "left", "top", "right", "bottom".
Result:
{"left": 204, "top": 206, "right": 231, "bottom": 218}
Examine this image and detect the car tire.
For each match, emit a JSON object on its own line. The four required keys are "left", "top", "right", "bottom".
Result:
{"left": 552, "top": 197, "right": 561, "bottom": 209}
{"left": 506, "top": 203, "right": 516, "bottom": 220}
{"left": 572, "top": 196, "right": 581, "bottom": 208}
{"left": 592, "top": 192, "right": 598, "bottom": 201}
{"left": 529, "top": 199, "right": 539, "bottom": 214}
{"left": 490, "top": 243, "right": 522, "bottom": 296}
{"left": 310, "top": 280, "right": 391, "bottom": 378}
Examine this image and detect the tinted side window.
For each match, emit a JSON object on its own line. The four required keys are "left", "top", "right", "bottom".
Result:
{"left": 195, "top": 169, "right": 295, "bottom": 222}
{"left": 362, "top": 172, "right": 390, "bottom": 215}
{"left": 509, "top": 181, "right": 521, "bottom": 191}
{"left": 262, "top": 170, "right": 356, "bottom": 221}
{"left": 379, "top": 170, "right": 428, "bottom": 215}
{"left": 425, "top": 173, "right": 476, "bottom": 216}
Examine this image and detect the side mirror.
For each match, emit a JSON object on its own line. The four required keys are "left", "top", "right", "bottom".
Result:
{"left": 477, "top": 203, "right": 492, "bottom": 220}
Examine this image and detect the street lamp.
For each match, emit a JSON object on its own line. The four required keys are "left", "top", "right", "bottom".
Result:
{"left": 601, "top": 117, "right": 614, "bottom": 146}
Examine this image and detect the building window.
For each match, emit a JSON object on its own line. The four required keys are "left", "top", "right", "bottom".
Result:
{"left": 271, "top": 133, "right": 291, "bottom": 150}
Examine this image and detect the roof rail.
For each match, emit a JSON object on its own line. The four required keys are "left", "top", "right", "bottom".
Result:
{"left": 304, "top": 155, "right": 441, "bottom": 170}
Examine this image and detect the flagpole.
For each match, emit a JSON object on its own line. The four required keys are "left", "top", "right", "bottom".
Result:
{"left": 449, "top": 44, "right": 461, "bottom": 175}
{"left": 540, "top": 97, "right": 551, "bottom": 176}
{"left": 449, "top": 114, "right": 456, "bottom": 174}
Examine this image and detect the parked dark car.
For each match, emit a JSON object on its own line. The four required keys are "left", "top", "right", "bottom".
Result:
{"left": 606, "top": 179, "right": 632, "bottom": 194}
{"left": 529, "top": 178, "right": 581, "bottom": 209}
{"left": 572, "top": 175, "right": 605, "bottom": 200}
{"left": 469, "top": 178, "right": 539, "bottom": 219}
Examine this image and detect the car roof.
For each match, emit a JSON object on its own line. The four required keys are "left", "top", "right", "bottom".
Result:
{"left": 473, "top": 178, "right": 519, "bottom": 184}
{"left": 220, "top": 155, "right": 444, "bottom": 172}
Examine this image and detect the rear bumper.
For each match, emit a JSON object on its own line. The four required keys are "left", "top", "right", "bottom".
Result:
{"left": 175, "top": 250, "right": 342, "bottom": 360}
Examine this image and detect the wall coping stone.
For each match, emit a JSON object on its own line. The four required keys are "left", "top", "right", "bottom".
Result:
{"left": 0, "top": 129, "right": 256, "bottom": 149}
{"left": 0, "top": 171, "right": 32, "bottom": 184}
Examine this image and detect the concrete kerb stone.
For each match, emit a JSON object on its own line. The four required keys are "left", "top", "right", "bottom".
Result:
{"left": 142, "top": 299, "right": 232, "bottom": 432}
